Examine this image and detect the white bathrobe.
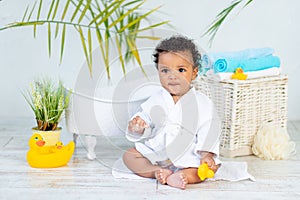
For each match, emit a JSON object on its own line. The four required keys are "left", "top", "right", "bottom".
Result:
{"left": 126, "top": 87, "right": 221, "bottom": 168}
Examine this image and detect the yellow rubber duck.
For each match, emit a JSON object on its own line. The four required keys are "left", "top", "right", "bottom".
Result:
{"left": 27, "top": 133, "right": 75, "bottom": 168}
{"left": 198, "top": 163, "right": 215, "bottom": 181}
{"left": 231, "top": 67, "right": 248, "bottom": 80}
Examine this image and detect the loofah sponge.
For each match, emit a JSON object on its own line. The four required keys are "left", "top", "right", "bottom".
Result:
{"left": 252, "top": 125, "right": 296, "bottom": 160}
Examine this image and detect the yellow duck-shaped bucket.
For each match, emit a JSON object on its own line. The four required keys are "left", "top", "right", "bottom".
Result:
{"left": 27, "top": 133, "right": 75, "bottom": 168}
{"left": 198, "top": 163, "right": 215, "bottom": 181}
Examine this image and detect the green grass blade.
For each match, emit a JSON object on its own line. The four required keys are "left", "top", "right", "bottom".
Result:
{"left": 60, "top": 24, "right": 66, "bottom": 64}
{"left": 55, "top": 23, "right": 59, "bottom": 38}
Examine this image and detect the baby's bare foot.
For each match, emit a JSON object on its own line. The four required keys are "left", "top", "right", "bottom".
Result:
{"left": 166, "top": 172, "right": 188, "bottom": 190}
{"left": 155, "top": 168, "right": 173, "bottom": 184}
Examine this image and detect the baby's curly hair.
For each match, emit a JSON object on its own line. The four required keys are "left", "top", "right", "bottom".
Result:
{"left": 153, "top": 35, "right": 201, "bottom": 69}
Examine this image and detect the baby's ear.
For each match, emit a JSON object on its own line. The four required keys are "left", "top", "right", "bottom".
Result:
{"left": 192, "top": 67, "right": 198, "bottom": 80}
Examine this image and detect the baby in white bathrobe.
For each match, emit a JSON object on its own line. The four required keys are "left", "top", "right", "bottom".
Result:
{"left": 123, "top": 35, "right": 221, "bottom": 190}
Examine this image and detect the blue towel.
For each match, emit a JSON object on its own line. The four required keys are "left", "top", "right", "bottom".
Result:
{"left": 202, "top": 48, "right": 274, "bottom": 69}
{"left": 213, "top": 55, "right": 280, "bottom": 73}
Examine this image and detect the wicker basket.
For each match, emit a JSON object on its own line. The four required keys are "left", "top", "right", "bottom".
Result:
{"left": 193, "top": 75, "right": 288, "bottom": 157}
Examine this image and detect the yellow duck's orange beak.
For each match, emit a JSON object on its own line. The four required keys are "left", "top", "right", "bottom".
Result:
{"left": 36, "top": 140, "right": 45, "bottom": 147}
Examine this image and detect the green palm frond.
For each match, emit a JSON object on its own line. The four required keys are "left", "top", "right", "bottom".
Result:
{"left": 1, "top": 0, "right": 168, "bottom": 78}
{"left": 202, "top": 0, "right": 253, "bottom": 46}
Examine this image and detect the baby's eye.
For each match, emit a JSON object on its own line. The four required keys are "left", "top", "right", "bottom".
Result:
{"left": 178, "top": 68, "right": 186, "bottom": 72}
{"left": 161, "top": 68, "right": 169, "bottom": 73}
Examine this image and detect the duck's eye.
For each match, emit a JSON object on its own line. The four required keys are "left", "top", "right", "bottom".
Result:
{"left": 34, "top": 137, "right": 39, "bottom": 141}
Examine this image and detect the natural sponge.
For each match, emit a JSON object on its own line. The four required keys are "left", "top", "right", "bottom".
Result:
{"left": 252, "top": 125, "right": 296, "bottom": 160}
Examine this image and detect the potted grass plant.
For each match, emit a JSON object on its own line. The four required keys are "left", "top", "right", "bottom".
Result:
{"left": 23, "top": 78, "right": 70, "bottom": 146}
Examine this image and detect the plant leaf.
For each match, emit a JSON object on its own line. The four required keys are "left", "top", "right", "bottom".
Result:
{"left": 22, "top": 5, "right": 30, "bottom": 22}
{"left": 88, "top": 27, "right": 92, "bottom": 69}
{"left": 78, "top": 26, "right": 91, "bottom": 74}
{"left": 60, "top": 24, "right": 66, "bottom": 64}
{"left": 89, "top": 0, "right": 123, "bottom": 25}
{"left": 61, "top": 0, "right": 71, "bottom": 20}
{"left": 47, "top": 0, "right": 56, "bottom": 20}
{"left": 108, "top": 0, "right": 145, "bottom": 29}
{"left": 118, "top": 5, "right": 162, "bottom": 33}
{"left": 48, "top": 22, "right": 51, "bottom": 57}
{"left": 95, "top": 0, "right": 124, "bottom": 26}
{"left": 115, "top": 34, "right": 126, "bottom": 76}
{"left": 78, "top": 0, "right": 91, "bottom": 24}
{"left": 202, "top": 0, "right": 254, "bottom": 46}
{"left": 52, "top": 0, "right": 60, "bottom": 20}
{"left": 27, "top": 1, "right": 37, "bottom": 21}
{"left": 71, "top": 0, "right": 83, "bottom": 22}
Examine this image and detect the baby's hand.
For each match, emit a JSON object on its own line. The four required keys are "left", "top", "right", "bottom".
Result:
{"left": 128, "top": 116, "right": 149, "bottom": 134}
{"left": 200, "top": 152, "right": 218, "bottom": 172}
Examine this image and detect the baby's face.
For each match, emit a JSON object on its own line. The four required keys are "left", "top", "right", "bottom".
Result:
{"left": 157, "top": 51, "right": 198, "bottom": 101}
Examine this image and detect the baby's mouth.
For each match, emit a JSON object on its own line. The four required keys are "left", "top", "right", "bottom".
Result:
{"left": 168, "top": 82, "right": 180, "bottom": 86}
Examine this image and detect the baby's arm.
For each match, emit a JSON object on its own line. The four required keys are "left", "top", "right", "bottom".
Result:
{"left": 128, "top": 116, "right": 149, "bottom": 134}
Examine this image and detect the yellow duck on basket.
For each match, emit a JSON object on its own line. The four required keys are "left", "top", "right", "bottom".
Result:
{"left": 231, "top": 67, "right": 248, "bottom": 80}
{"left": 198, "top": 163, "right": 215, "bottom": 181}
{"left": 27, "top": 133, "right": 75, "bottom": 168}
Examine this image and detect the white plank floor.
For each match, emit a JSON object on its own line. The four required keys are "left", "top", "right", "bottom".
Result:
{"left": 0, "top": 118, "right": 299, "bottom": 200}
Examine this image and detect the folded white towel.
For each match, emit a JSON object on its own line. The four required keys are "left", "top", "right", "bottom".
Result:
{"left": 206, "top": 67, "right": 281, "bottom": 81}
{"left": 112, "top": 158, "right": 255, "bottom": 182}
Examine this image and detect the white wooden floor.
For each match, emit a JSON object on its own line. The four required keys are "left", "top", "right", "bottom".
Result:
{"left": 0, "top": 118, "right": 299, "bottom": 200}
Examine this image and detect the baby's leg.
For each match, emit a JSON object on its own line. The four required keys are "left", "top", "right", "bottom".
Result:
{"left": 123, "top": 147, "right": 161, "bottom": 178}
{"left": 166, "top": 168, "right": 201, "bottom": 189}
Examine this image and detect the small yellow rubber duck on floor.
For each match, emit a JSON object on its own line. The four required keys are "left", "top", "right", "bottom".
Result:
{"left": 198, "top": 163, "right": 215, "bottom": 181}
{"left": 27, "top": 133, "right": 75, "bottom": 168}
{"left": 231, "top": 67, "right": 248, "bottom": 80}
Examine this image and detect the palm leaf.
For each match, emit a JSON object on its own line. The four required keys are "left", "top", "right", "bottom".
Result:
{"left": 78, "top": 26, "right": 91, "bottom": 74}
{"left": 71, "top": 0, "right": 83, "bottom": 22}
{"left": 118, "top": 5, "right": 162, "bottom": 33}
{"left": 78, "top": 0, "right": 91, "bottom": 24}
{"left": 115, "top": 34, "right": 126, "bottom": 75}
{"left": 48, "top": 22, "right": 51, "bottom": 57}
{"left": 34, "top": 0, "right": 43, "bottom": 38}
{"left": 61, "top": 0, "right": 71, "bottom": 20}
{"left": 60, "top": 24, "right": 66, "bottom": 64}
{"left": 52, "top": 0, "right": 60, "bottom": 20}
{"left": 22, "top": 5, "right": 30, "bottom": 22}
{"left": 47, "top": 0, "right": 56, "bottom": 20}
{"left": 108, "top": 0, "right": 145, "bottom": 29}
{"left": 27, "top": 1, "right": 37, "bottom": 21}
{"left": 202, "top": 0, "right": 253, "bottom": 45}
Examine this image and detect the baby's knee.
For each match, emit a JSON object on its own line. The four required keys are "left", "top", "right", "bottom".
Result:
{"left": 122, "top": 147, "right": 138, "bottom": 162}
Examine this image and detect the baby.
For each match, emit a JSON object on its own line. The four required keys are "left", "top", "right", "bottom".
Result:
{"left": 123, "top": 35, "right": 221, "bottom": 189}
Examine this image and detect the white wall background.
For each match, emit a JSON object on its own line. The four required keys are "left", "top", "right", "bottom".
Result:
{"left": 0, "top": 0, "right": 299, "bottom": 120}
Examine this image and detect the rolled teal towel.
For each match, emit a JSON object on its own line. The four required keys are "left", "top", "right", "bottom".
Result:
{"left": 213, "top": 55, "right": 280, "bottom": 73}
{"left": 202, "top": 48, "right": 274, "bottom": 69}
